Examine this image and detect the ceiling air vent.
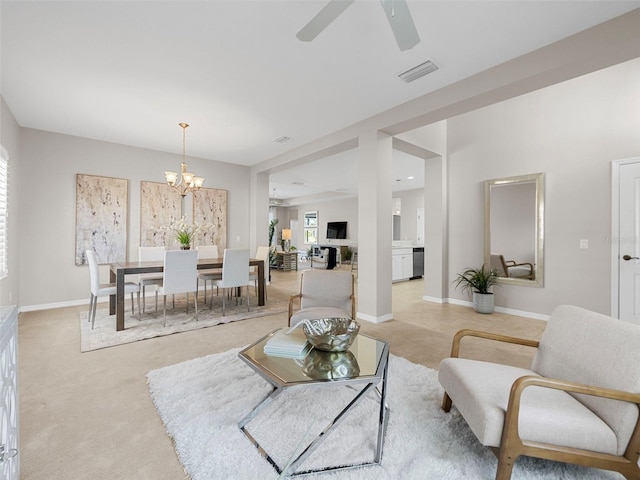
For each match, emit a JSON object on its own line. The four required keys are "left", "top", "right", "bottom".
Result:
{"left": 398, "top": 60, "right": 438, "bottom": 83}
{"left": 273, "top": 136, "right": 291, "bottom": 144}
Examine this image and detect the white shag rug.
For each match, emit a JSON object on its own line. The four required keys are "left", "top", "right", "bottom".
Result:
{"left": 147, "top": 349, "right": 620, "bottom": 480}
{"left": 80, "top": 297, "right": 287, "bottom": 352}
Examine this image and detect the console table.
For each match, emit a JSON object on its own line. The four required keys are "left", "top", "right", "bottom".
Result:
{"left": 275, "top": 251, "right": 298, "bottom": 271}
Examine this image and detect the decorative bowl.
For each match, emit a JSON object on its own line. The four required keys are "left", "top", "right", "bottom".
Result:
{"left": 302, "top": 317, "right": 360, "bottom": 352}
{"left": 302, "top": 350, "right": 360, "bottom": 380}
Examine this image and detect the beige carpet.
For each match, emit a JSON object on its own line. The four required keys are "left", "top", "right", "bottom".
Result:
{"left": 80, "top": 295, "right": 288, "bottom": 352}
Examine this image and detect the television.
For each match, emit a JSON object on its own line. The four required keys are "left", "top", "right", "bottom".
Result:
{"left": 326, "top": 221, "right": 347, "bottom": 239}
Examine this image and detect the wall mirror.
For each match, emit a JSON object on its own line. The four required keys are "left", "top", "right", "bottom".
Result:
{"left": 392, "top": 198, "right": 401, "bottom": 240}
{"left": 484, "top": 173, "right": 544, "bottom": 287}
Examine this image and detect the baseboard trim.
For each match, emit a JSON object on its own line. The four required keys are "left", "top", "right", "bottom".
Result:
{"left": 19, "top": 291, "right": 161, "bottom": 313}
{"left": 356, "top": 311, "right": 393, "bottom": 324}
{"left": 20, "top": 298, "right": 87, "bottom": 313}
{"left": 494, "top": 306, "right": 549, "bottom": 321}
{"left": 423, "top": 295, "right": 446, "bottom": 304}
{"left": 427, "top": 297, "right": 549, "bottom": 321}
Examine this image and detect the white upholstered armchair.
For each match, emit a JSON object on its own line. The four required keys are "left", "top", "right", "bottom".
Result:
{"left": 438, "top": 305, "right": 640, "bottom": 480}
{"left": 288, "top": 269, "right": 355, "bottom": 327}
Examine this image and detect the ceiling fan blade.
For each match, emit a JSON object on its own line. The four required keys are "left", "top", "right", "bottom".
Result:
{"left": 296, "top": 0, "right": 356, "bottom": 42}
{"left": 380, "top": 0, "right": 420, "bottom": 51}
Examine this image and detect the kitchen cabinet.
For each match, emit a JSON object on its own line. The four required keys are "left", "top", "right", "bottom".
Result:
{"left": 392, "top": 248, "right": 413, "bottom": 282}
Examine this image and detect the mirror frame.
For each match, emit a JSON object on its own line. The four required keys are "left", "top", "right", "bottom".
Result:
{"left": 484, "top": 173, "right": 545, "bottom": 288}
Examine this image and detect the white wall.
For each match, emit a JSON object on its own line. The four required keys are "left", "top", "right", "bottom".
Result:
{"left": 288, "top": 197, "right": 359, "bottom": 252}
{"left": 18, "top": 128, "right": 251, "bottom": 309}
{"left": 447, "top": 57, "right": 640, "bottom": 316}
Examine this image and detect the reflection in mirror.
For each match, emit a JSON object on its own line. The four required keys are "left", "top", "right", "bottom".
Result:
{"left": 392, "top": 198, "right": 401, "bottom": 240}
{"left": 484, "top": 173, "right": 544, "bottom": 287}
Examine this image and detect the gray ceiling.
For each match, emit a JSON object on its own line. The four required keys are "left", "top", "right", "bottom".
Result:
{"left": 2, "top": 1, "right": 638, "bottom": 202}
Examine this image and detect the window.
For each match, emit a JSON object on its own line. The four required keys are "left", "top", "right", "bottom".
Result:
{"left": 303, "top": 211, "right": 318, "bottom": 245}
{"left": 0, "top": 146, "right": 8, "bottom": 279}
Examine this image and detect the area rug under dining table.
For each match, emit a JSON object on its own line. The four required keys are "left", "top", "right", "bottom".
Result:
{"left": 146, "top": 348, "right": 619, "bottom": 480}
{"left": 80, "top": 297, "right": 287, "bottom": 352}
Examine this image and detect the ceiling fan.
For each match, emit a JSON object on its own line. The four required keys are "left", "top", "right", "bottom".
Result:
{"left": 296, "top": 0, "right": 420, "bottom": 51}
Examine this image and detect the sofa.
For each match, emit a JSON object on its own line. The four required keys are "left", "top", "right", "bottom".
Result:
{"left": 438, "top": 305, "right": 640, "bottom": 480}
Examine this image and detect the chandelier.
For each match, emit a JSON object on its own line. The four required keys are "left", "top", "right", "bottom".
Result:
{"left": 164, "top": 122, "right": 204, "bottom": 197}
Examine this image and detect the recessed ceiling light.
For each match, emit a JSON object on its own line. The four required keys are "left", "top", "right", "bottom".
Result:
{"left": 407, "top": 176, "right": 414, "bottom": 180}
{"left": 395, "top": 179, "right": 401, "bottom": 182}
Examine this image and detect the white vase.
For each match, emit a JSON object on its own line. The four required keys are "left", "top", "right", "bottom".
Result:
{"left": 472, "top": 292, "right": 495, "bottom": 314}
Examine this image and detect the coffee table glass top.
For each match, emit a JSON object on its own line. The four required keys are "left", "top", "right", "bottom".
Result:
{"left": 239, "top": 329, "right": 389, "bottom": 387}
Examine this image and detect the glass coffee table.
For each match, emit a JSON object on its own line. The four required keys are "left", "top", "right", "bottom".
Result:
{"left": 238, "top": 329, "right": 390, "bottom": 477}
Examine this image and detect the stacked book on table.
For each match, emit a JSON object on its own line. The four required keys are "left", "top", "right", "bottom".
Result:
{"left": 264, "top": 328, "right": 312, "bottom": 359}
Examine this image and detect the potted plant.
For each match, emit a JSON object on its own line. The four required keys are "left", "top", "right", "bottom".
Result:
{"left": 267, "top": 219, "right": 279, "bottom": 279}
{"left": 453, "top": 265, "right": 500, "bottom": 314}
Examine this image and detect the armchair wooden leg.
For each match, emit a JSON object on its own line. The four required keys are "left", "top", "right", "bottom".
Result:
{"left": 441, "top": 392, "right": 452, "bottom": 412}
{"left": 495, "top": 448, "right": 517, "bottom": 480}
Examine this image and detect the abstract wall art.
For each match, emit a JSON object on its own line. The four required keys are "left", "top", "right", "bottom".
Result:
{"left": 193, "top": 187, "right": 227, "bottom": 252}
{"left": 140, "top": 181, "right": 182, "bottom": 247}
{"left": 75, "top": 174, "right": 128, "bottom": 265}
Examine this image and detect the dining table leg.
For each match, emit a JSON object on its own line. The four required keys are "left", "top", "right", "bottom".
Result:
{"left": 110, "top": 267, "right": 126, "bottom": 331}
{"left": 257, "top": 261, "right": 265, "bottom": 306}
{"left": 109, "top": 268, "right": 116, "bottom": 316}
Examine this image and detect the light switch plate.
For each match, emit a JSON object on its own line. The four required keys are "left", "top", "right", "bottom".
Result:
{"left": 580, "top": 239, "right": 589, "bottom": 249}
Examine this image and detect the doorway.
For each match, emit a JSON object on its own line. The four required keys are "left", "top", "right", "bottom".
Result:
{"left": 612, "top": 157, "right": 640, "bottom": 324}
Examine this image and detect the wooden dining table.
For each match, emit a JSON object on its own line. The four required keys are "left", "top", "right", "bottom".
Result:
{"left": 109, "top": 257, "right": 265, "bottom": 331}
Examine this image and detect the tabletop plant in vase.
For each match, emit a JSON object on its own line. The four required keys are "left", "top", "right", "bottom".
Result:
{"left": 453, "top": 265, "right": 500, "bottom": 314}
{"left": 164, "top": 216, "right": 213, "bottom": 250}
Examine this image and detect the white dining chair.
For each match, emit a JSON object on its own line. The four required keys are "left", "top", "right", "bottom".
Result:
{"left": 86, "top": 249, "right": 140, "bottom": 329}
{"left": 249, "top": 246, "right": 270, "bottom": 300}
{"left": 138, "top": 246, "right": 165, "bottom": 313}
{"left": 195, "top": 245, "right": 222, "bottom": 304}
{"left": 155, "top": 250, "right": 199, "bottom": 326}
{"left": 213, "top": 248, "right": 251, "bottom": 315}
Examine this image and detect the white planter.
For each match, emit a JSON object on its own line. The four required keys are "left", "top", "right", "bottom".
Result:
{"left": 472, "top": 292, "right": 495, "bottom": 314}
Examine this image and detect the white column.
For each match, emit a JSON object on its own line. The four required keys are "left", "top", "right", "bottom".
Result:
{"left": 423, "top": 155, "right": 448, "bottom": 302}
{"left": 357, "top": 131, "right": 393, "bottom": 323}
{"left": 249, "top": 170, "right": 270, "bottom": 253}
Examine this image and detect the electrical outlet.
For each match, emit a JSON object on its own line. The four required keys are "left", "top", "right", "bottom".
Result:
{"left": 236, "top": 236, "right": 241, "bottom": 242}
{"left": 580, "top": 239, "right": 588, "bottom": 249}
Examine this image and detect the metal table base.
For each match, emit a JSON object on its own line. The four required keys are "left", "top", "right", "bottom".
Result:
{"left": 237, "top": 332, "right": 390, "bottom": 478}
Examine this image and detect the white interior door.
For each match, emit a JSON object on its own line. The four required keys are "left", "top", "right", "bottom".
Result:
{"left": 618, "top": 161, "right": 640, "bottom": 324}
